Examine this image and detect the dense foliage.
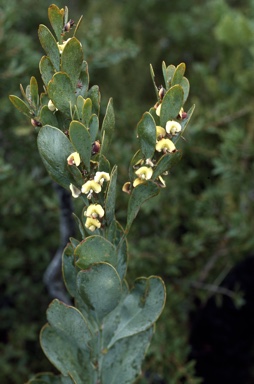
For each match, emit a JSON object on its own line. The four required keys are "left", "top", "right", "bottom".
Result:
{"left": 2, "top": 0, "right": 254, "bottom": 383}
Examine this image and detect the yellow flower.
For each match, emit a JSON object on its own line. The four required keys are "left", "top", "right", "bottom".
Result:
{"left": 94, "top": 171, "right": 110, "bottom": 185}
{"left": 133, "top": 178, "right": 146, "bottom": 187}
{"left": 122, "top": 182, "right": 132, "bottom": 194}
{"left": 135, "top": 166, "right": 153, "bottom": 180}
{"left": 85, "top": 217, "right": 101, "bottom": 231}
{"left": 156, "top": 126, "right": 166, "bottom": 140}
{"left": 85, "top": 204, "right": 104, "bottom": 219}
{"left": 156, "top": 138, "right": 176, "bottom": 153}
{"left": 165, "top": 120, "right": 182, "bottom": 136}
{"left": 57, "top": 38, "right": 71, "bottom": 54}
{"left": 67, "top": 152, "right": 81, "bottom": 166}
{"left": 48, "top": 100, "right": 57, "bottom": 112}
{"left": 69, "top": 183, "right": 81, "bottom": 198}
{"left": 156, "top": 104, "right": 161, "bottom": 116}
{"left": 81, "top": 180, "right": 101, "bottom": 199}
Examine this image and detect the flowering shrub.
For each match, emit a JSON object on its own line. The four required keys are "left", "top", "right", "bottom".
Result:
{"left": 10, "top": 4, "right": 194, "bottom": 384}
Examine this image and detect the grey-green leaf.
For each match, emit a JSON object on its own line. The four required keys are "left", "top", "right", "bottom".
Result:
{"left": 61, "top": 37, "right": 83, "bottom": 89}
{"left": 37, "top": 125, "right": 76, "bottom": 189}
{"left": 38, "top": 24, "right": 60, "bottom": 71}
{"left": 137, "top": 112, "right": 156, "bottom": 159}
{"left": 77, "top": 263, "right": 122, "bottom": 322}
{"left": 48, "top": 72, "right": 76, "bottom": 116}
{"left": 69, "top": 120, "right": 91, "bottom": 171}
{"left": 160, "top": 85, "right": 184, "bottom": 127}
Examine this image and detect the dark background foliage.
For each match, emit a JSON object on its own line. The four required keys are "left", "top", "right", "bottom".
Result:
{"left": 2, "top": 0, "right": 254, "bottom": 383}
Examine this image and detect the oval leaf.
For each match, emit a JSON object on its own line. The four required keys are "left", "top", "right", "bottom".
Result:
{"left": 69, "top": 120, "right": 91, "bottom": 171}
{"left": 48, "top": 4, "right": 64, "bottom": 42}
{"left": 40, "top": 300, "right": 94, "bottom": 384}
{"left": 105, "top": 165, "right": 117, "bottom": 226}
{"left": 61, "top": 37, "right": 83, "bottom": 88}
{"left": 100, "top": 98, "right": 115, "bottom": 158}
{"left": 77, "top": 263, "right": 122, "bottom": 321}
{"left": 102, "top": 327, "right": 153, "bottom": 384}
{"left": 107, "top": 277, "right": 166, "bottom": 348}
{"left": 75, "top": 235, "right": 117, "bottom": 269}
{"left": 40, "top": 105, "right": 58, "bottom": 127}
{"left": 172, "top": 62, "right": 186, "bottom": 85}
{"left": 37, "top": 125, "right": 76, "bottom": 189}
{"left": 48, "top": 72, "right": 76, "bottom": 116}
{"left": 160, "top": 85, "right": 184, "bottom": 126}
{"left": 38, "top": 24, "right": 60, "bottom": 71}
{"left": 9, "top": 95, "right": 31, "bottom": 118}
{"left": 39, "top": 56, "right": 55, "bottom": 86}
{"left": 137, "top": 112, "right": 156, "bottom": 159}
{"left": 152, "top": 151, "right": 182, "bottom": 180}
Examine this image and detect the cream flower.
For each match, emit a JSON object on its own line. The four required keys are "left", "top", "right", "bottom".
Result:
{"left": 94, "top": 171, "right": 110, "bottom": 185}
{"left": 122, "top": 182, "right": 132, "bottom": 194}
{"left": 48, "top": 100, "right": 57, "bottom": 112}
{"left": 85, "top": 217, "right": 101, "bottom": 231}
{"left": 85, "top": 204, "right": 104, "bottom": 219}
{"left": 133, "top": 178, "right": 146, "bottom": 187}
{"left": 156, "top": 138, "right": 176, "bottom": 153}
{"left": 135, "top": 166, "right": 153, "bottom": 180}
{"left": 57, "top": 38, "right": 71, "bottom": 54}
{"left": 156, "top": 104, "right": 161, "bottom": 116}
{"left": 165, "top": 120, "right": 182, "bottom": 136}
{"left": 81, "top": 180, "right": 101, "bottom": 199}
{"left": 67, "top": 152, "right": 81, "bottom": 166}
{"left": 69, "top": 183, "right": 81, "bottom": 198}
{"left": 156, "top": 126, "right": 166, "bottom": 140}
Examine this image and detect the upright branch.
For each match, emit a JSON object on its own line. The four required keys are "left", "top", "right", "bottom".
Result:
{"left": 9, "top": 4, "right": 194, "bottom": 384}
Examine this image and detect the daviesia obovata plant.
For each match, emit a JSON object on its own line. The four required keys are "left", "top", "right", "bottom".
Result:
{"left": 10, "top": 4, "right": 194, "bottom": 384}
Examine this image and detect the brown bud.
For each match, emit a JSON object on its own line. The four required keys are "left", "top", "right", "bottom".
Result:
{"left": 31, "top": 118, "right": 42, "bottom": 127}
{"left": 158, "top": 86, "right": 166, "bottom": 100}
{"left": 63, "top": 19, "right": 75, "bottom": 32}
{"left": 92, "top": 141, "right": 101, "bottom": 155}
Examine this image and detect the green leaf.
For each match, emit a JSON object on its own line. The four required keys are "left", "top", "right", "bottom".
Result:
{"left": 77, "top": 263, "right": 122, "bottom": 322}
{"left": 37, "top": 125, "right": 76, "bottom": 189}
{"left": 72, "top": 212, "right": 86, "bottom": 239}
{"left": 40, "top": 300, "right": 94, "bottom": 384}
{"left": 61, "top": 37, "right": 83, "bottom": 88}
{"left": 38, "top": 24, "right": 60, "bottom": 71}
{"left": 107, "top": 276, "right": 165, "bottom": 348}
{"left": 162, "top": 62, "right": 175, "bottom": 89}
{"left": 39, "top": 56, "right": 55, "bottom": 86}
{"left": 101, "top": 327, "right": 153, "bottom": 384}
{"left": 62, "top": 242, "right": 78, "bottom": 298}
{"left": 48, "top": 4, "right": 64, "bottom": 42}
{"left": 75, "top": 235, "right": 117, "bottom": 269}
{"left": 137, "top": 112, "right": 156, "bottom": 159}
{"left": 9, "top": 95, "right": 31, "bottom": 118}
{"left": 40, "top": 105, "right": 58, "bottom": 127}
{"left": 180, "top": 77, "right": 190, "bottom": 104}
{"left": 126, "top": 181, "right": 160, "bottom": 233}
{"left": 30, "top": 76, "right": 39, "bottom": 109}
{"left": 48, "top": 72, "right": 76, "bottom": 116}
{"left": 152, "top": 151, "right": 182, "bottom": 180}
{"left": 179, "top": 104, "right": 195, "bottom": 138}
{"left": 87, "top": 85, "right": 100, "bottom": 116}
{"left": 100, "top": 98, "right": 115, "bottom": 158}
{"left": 69, "top": 120, "right": 91, "bottom": 171}
{"left": 82, "top": 98, "right": 92, "bottom": 127}
{"left": 128, "top": 149, "right": 143, "bottom": 181}
{"left": 106, "top": 220, "right": 128, "bottom": 280}
{"left": 98, "top": 154, "right": 111, "bottom": 174}
{"left": 89, "top": 114, "right": 99, "bottom": 143}
{"left": 160, "top": 85, "right": 184, "bottom": 126}
{"left": 78, "top": 61, "right": 89, "bottom": 96}
{"left": 150, "top": 63, "right": 159, "bottom": 100}
{"left": 172, "top": 62, "right": 186, "bottom": 85}
{"left": 105, "top": 165, "right": 117, "bottom": 226}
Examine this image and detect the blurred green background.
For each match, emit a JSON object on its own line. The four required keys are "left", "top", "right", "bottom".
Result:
{"left": 2, "top": 0, "right": 254, "bottom": 383}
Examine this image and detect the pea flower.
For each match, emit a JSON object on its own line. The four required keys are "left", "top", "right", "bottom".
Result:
{"left": 122, "top": 182, "right": 132, "bottom": 194}
{"left": 156, "top": 104, "right": 161, "bottom": 116}
{"left": 57, "top": 38, "right": 71, "bottom": 54}
{"left": 156, "top": 126, "right": 166, "bottom": 140}
{"left": 94, "top": 171, "right": 110, "bottom": 185}
{"left": 85, "top": 204, "right": 104, "bottom": 219}
{"left": 69, "top": 183, "right": 81, "bottom": 198}
{"left": 67, "top": 152, "right": 81, "bottom": 166}
{"left": 85, "top": 217, "right": 101, "bottom": 231}
{"left": 165, "top": 120, "right": 182, "bottom": 136}
{"left": 156, "top": 138, "right": 176, "bottom": 153}
{"left": 133, "top": 178, "right": 146, "bottom": 188}
{"left": 81, "top": 180, "right": 101, "bottom": 199}
{"left": 48, "top": 100, "right": 57, "bottom": 112}
{"left": 135, "top": 166, "right": 153, "bottom": 180}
